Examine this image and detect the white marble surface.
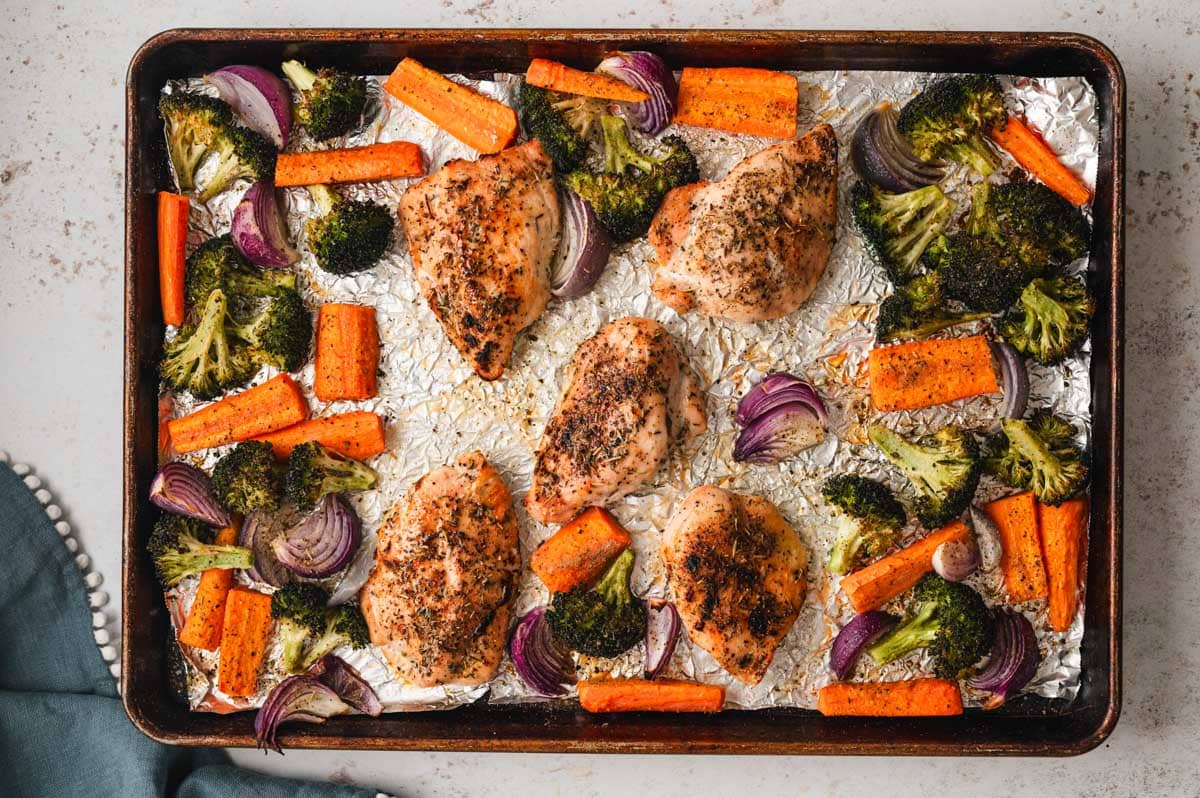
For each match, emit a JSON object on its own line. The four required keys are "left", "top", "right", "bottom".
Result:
{"left": 1, "top": 1, "right": 1197, "bottom": 795}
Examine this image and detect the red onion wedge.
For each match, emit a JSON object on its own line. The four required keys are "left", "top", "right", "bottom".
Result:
{"left": 932, "top": 539, "right": 982, "bottom": 582}
{"left": 238, "top": 511, "right": 292, "bottom": 586}
{"left": 990, "top": 341, "right": 1030, "bottom": 420}
{"left": 307, "top": 655, "right": 383, "bottom": 716}
{"left": 510, "top": 607, "right": 576, "bottom": 697}
{"left": 254, "top": 675, "right": 350, "bottom": 753}
{"left": 204, "top": 65, "right": 292, "bottom": 149}
{"left": 272, "top": 494, "right": 361, "bottom": 579}
{"left": 595, "top": 51, "right": 677, "bottom": 135}
{"left": 551, "top": 189, "right": 612, "bottom": 299}
{"left": 829, "top": 611, "right": 898, "bottom": 680}
{"left": 644, "top": 599, "right": 681, "bottom": 679}
{"left": 734, "top": 373, "right": 830, "bottom": 463}
{"left": 149, "top": 462, "right": 230, "bottom": 528}
{"left": 967, "top": 504, "right": 1003, "bottom": 573}
{"left": 851, "top": 102, "right": 946, "bottom": 192}
{"left": 968, "top": 609, "right": 1040, "bottom": 708}
{"left": 231, "top": 182, "right": 298, "bottom": 268}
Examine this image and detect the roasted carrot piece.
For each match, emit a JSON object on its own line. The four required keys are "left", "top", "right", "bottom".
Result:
{"left": 674, "top": 67, "right": 799, "bottom": 138}
{"left": 531, "top": 507, "right": 633, "bottom": 593}
{"left": 985, "top": 491, "right": 1048, "bottom": 604}
{"left": 314, "top": 303, "right": 380, "bottom": 402}
{"left": 157, "top": 191, "right": 190, "bottom": 326}
{"left": 384, "top": 57, "right": 519, "bottom": 154}
{"left": 274, "top": 141, "right": 424, "bottom": 187}
{"left": 524, "top": 58, "right": 651, "bottom": 103}
{"left": 216, "top": 587, "right": 274, "bottom": 698}
{"left": 177, "top": 519, "right": 240, "bottom": 651}
{"left": 989, "top": 114, "right": 1092, "bottom": 206}
{"left": 1038, "top": 495, "right": 1089, "bottom": 630}
{"left": 578, "top": 678, "right": 725, "bottom": 713}
{"left": 840, "top": 521, "right": 971, "bottom": 613}
{"left": 817, "top": 678, "right": 963, "bottom": 717}
{"left": 166, "top": 374, "right": 309, "bottom": 455}
{"left": 253, "top": 411, "right": 386, "bottom": 460}
{"left": 867, "top": 335, "right": 999, "bottom": 412}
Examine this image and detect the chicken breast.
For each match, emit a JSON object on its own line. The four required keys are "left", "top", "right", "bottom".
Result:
{"left": 399, "top": 140, "right": 560, "bottom": 380}
{"left": 662, "top": 485, "right": 807, "bottom": 684}
{"left": 648, "top": 124, "right": 838, "bottom": 322}
{"left": 360, "top": 451, "right": 519, "bottom": 687}
{"left": 526, "top": 317, "right": 706, "bottom": 525}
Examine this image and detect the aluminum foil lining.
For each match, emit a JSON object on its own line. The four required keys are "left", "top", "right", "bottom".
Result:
{"left": 161, "top": 69, "right": 1097, "bottom": 713}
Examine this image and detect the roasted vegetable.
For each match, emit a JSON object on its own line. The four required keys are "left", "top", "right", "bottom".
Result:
{"left": 851, "top": 181, "right": 956, "bottom": 284}
{"left": 230, "top": 287, "right": 312, "bottom": 372}
{"left": 822, "top": 474, "right": 907, "bottom": 575}
{"left": 547, "top": 549, "right": 646, "bottom": 658}
{"left": 211, "top": 440, "right": 283, "bottom": 514}
{"left": 517, "top": 81, "right": 604, "bottom": 172}
{"left": 897, "top": 75, "right": 1006, "bottom": 176}
{"left": 148, "top": 512, "right": 253, "bottom": 587}
{"left": 281, "top": 60, "right": 368, "bottom": 141}
{"left": 196, "top": 123, "right": 276, "bottom": 203}
{"left": 300, "top": 604, "right": 371, "bottom": 670}
{"left": 285, "top": 441, "right": 378, "bottom": 510}
{"left": 869, "top": 424, "right": 982, "bottom": 529}
{"left": 985, "top": 412, "right": 1089, "bottom": 505}
{"left": 185, "top": 234, "right": 297, "bottom": 310}
{"left": 999, "top": 273, "right": 1095, "bottom": 365}
{"left": 305, "top": 184, "right": 395, "bottom": 275}
{"left": 926, "top": 232, "right": 1032, "bottom": 313}
{"left": 270, "top": 582, "right": 330, "bottom": 674}
{"left": 968, "top": 181, "right": 1090, "bottom": 270}
{"left": 161, "top": 289, "right": 254, "bottom": 400}
{"left": 875, "top": 272, "right": 990, "bottom": 343}
{"left": 159, "top": 91, "right": 234, "bottom": 192}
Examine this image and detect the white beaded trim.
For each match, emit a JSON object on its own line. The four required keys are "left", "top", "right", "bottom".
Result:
{"left": 0, "top": 451, "right": 121, "bottom": 683}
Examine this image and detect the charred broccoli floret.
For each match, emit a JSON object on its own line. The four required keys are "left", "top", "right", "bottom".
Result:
{"left": 928, "top": 232, "right": 1033, "bottom": 313}
{"left": 875, "top": 271, "right": 991, "bottom": 342}
{"left": 161, "top": 289, "right": 254, "bottom": 399}
{"left": 211, "top": 440, "right": 283, "bottom": 514}
{"left": 969, "top": 181, "right": 1091, "bottom": 270}
{"left": 281, "top": 60, "right": 368, "bottom": 141}
{"left": 300, "top": 604, "right": 371, "bottom": 670}
{"left": 148, "top": 512, "right": 253, "bottom": 587}
{"left": 285, "top": 441, "right": 378, "bottom": 510}
{"left": 851, "top": 181, "right": 956, "bottom": 284}
{"left": 517, "top": 82, "right": 604, "bottom": 171}
{"left": 999, "top": 273, "right": 1095, "bottom": 365}
{"left": 867, "top": 574, "right": 994, "bottom": 679}
{"left": 195, "top": 124, "right": 276, "bottom": 202}
{"left": 822, "top": 474, "right": 908, "bottom": 575}
{"left": 985, "top": 412, "right": 1088, "bottom": 505}
{"left": 547, "top": 549, "right": 645, "bottom": 657}
{"left": 185, "top": 235, "right": 296, "bottom": 309}
{"left": 562, "top": 114, "right": 699, "bottom": 242}
{"left": 897, "top": 74, "right": 1007, "bottom": 176}
{"left": 229, "top": 287, "right": 311, "bottom": 372}
{"left": 869, "top": 424, "right": 982, "bottom": 530}
{"left": 305, "top": 184, "right": 395, "bottom": 275}
{"left": 271, "top": 582, "right": 330, "bottom": 674}
{"left": 159, "top": 91, "right": 234, "bottom": 192}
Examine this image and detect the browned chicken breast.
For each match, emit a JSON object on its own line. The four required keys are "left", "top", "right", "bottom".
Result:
{"left": 398, "top": 140, "right": 560, "bottom": 380}
{"left": 662, "top": 485, "right": 807, "bottom": 684}
{"left": 360, "top": 451, "right": 519, "bottom": 686}
{"left": 648, "top": 124, "right": 838, "bottom": 323}
{"left": 526, "top": 317, "right": 706, "bottom": 525}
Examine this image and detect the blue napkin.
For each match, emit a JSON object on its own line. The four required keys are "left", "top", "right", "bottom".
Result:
{"left": 0, "top": 462, "right": 376, "bottom": 798}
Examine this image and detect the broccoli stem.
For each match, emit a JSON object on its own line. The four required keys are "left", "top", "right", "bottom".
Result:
{"left": 600, "top": 115, "right": 656, "bottom": 175}
{"left": 307, "top": 183, "right": 339, "bottom": 217}
{"left": 893, "top": 310, "right": 992, "bottom": 342}
{"left": 1019, "top": 282, "right": 1072, "bottom": 351}
{"left": 827, "top": 515, "right": 866, "bottom": 575}
{"left": 1000, "top": 418, "right": 1061, "bottom": 476}
{"left": 594, "top": 549, "right": 635, "bottom": 607}
{"left": 948, "top": 137, "right": 999, "bottom": 177}
{"left": 281, "top": 60, "right": 319, "bottom": 92}
{"left": 278, "top": 619, "right": 312, "bottom": 674}
{"left": 867, "top": 602, "right": 939, "bottom": 665}
{"left": 868, "top": 425, "right": 947, "bottom": 495}
{"left": 300, "top": 629, "right": 344, "bottom": 670}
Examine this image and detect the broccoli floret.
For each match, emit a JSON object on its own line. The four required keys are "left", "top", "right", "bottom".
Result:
{"left": 851, "top": 181, "right": 956, "bottom": 284}
{"left": 211, "top": 440, "right": 283, "bottom": 514}
{"left": 985, "top": 412, "right": 1089, "bottom": 505}
{"left": 875, "top": 272, "right": 991, "bottom": 343}
{"left": 271, "top": 582, "right": 330, "bottom": 674}
{"left": 229, "top": 287, "right": 311, "bottom": 372}
{"left": 517, "top": 82, "right": 604, "bottom": 172}
{"left": 897, "top": 75, "right": 1007, "bottom": 176}
{"left": 563, "top": 114, "right": 699, "bottom": 242}
{"left": 285, "top": 441, "right": 378, "bottom": 510}
{"left": 304, "top": 184, "right": 395, "bottom": 275}
{"left": 281, "top": 60, "right": 369, "bottom": 141}
{"left": 300, "top": 604, "right": 371, "bottom": 670}
{"left": 930, "top": 232, "right": 1033, "bottom": 313}
{"left": 868, "top": 424, "right": 982, "bottom": 530}
{"left": 999, "top": 274, "right": 1095, "bottom": 365}
{"left": 547, "top": 549, "right": 645, "bottom": 657}
{"left": 161, "top": 289, "right": 254, "bottom": 399}
{"left": 867, "top": 574, "right": 994, "bottom": 679}
{"left": 186, "top": 235, "right": 297, "bottom": 309}
{"left": 195, "top": 124, "right": 276, "bottom": 203}
{"left": 159, "top": 91, "right": 234, "bottom": 192}
{"left": 148, "top": 512, "right": 253, "bottom": 587}
{"left": 822, "top": 474, "right": 908, "bottom": 575}
{"left": 970, "top": 181, "right": 1091, "bottom": 270}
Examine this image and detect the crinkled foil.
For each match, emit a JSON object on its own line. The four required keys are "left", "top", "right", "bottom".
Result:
{"left": 161, "top": 70, "right": 1097, "bottom": 713}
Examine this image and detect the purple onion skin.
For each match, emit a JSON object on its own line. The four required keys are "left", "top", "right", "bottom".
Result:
{"left": 149, "top": 462, "right": 230, "bottom": 528}
{"left": 272, "top": 494, "right": 361, "bottom": 579}
{"left": 595, "top": 51, "right": 677, "bottom": 135}
{"left": 736, "top": 373, "right": 830, "bottom": 428}
{"left": 231, "top": 182, "right": 298, "bottom": 268}
{"left": 238, "top": 511, "right": 292, "bottom": 586}
{"left": 551, "top": 189, "right": 612, "bottom": 299}
{"left": 644, "top": 599, "right": 681, "bottom": 679}
{"left": 510, "top": 607, "right": 576, "bottom": 696}
{"left": 205, "top": 65, "right": 292, "bottom": 148}
{"left": 990, "top": 341, "right": 1030, "bottom": 419}
{"left": 969, "top": 609, "right": 1040, "bottom": 707}
{"left": 829, "top": 611, "right": 898, "bottom": 680}
{"left": 254, "top": 675, "right": 350, "bottom": 753}
{"left": 851, "top": 102, "right": 945, "bottom": 192}
{"left": 733, "top": 403, "right": 827, "bottom": 463}
{"left": 307, "top": 655, "right": 383, "bottom": 716}
{"left": 932, "top": 539, "right": 982, "bottom": 582}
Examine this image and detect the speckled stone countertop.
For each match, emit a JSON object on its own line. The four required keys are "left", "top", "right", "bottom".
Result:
{"left": 1, "top": 1, "right": 1195, "bottom": 794}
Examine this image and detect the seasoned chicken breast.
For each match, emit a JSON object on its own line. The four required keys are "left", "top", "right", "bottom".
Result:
{"left": 648, "top": 124, "right": 838, "bottom": 322}
{"left": 360, "top": 451, "right": 519, "bottom": 687}
{"left": 399, "top": 140, "right": 560, "bottom": 380}
{"left": 526, "top": 317, "right": 706, "bottom": 525}
{"left": 662, "top": 485, "right": 807, "bottom": 684}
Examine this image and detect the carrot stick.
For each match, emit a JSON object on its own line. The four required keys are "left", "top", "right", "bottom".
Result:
{"left": 989, "top": 114, "right": 1092, "bottom": 206}
{"left": 384, "top": 57, "right": 519, "bottom": 154}
{"left": 524, "top": 58, "right": 650, "bottom": 103}
{"left": 674, "top": 67, "right": 799, "bottom": 138}
{"left": 840, "top": 521, "right": 971, "bottom": 613}
{"left": 177, "top": 519, "right": 240, "bottom": 651}
{"left": 166, "top": 374, "right": 309, "bottom": 455}
{"left": 216, "top": 587, "right": 274, "bottom": 698}
{"left": 868, "top": 335, "right": 999, "bottom": 413}
{"left": 274, "top": 141, "right": 424, "bottom": 187}
{"left": 531, "top": 507, "right": 633, "bottom": 593}
{"left": 314, "top": 303, "right": 380, "bottom": 402}
{"left": 157, "top": 191, "right": 190, "bottom": 326}
{"left": 817, "top": 678, "right": 963, "bottom": 717}
{"left": 252, "top": 411, "right": 386, "bottom": 461}
{"left": 1038, "top": 495, "right": 1089, "bottom": 630}
{"left": 578, "top": 678, "right": 725, "bottom": 713}
{"left": 984, "top": 491, "right": 1048, "bottom": 604}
